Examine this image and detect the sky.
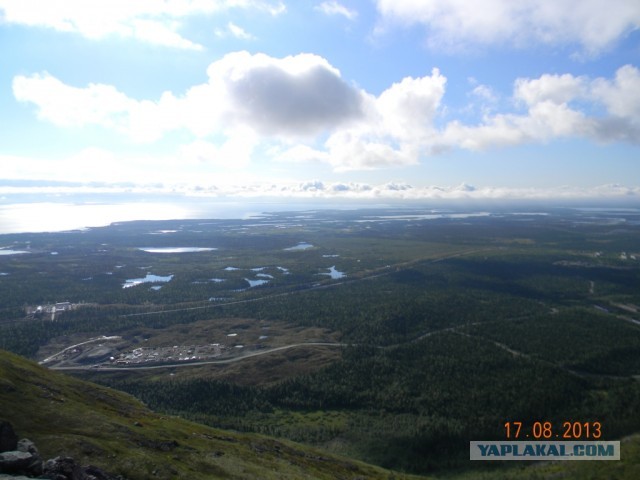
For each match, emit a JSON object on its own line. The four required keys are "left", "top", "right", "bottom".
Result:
{"left": 1, "top": 0, "right": 640, "bottom": 203}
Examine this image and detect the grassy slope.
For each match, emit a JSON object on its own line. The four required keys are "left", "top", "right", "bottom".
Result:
{"left": 0, "top": 349, "right": 426, "bottom": 480}
{"left": 456, "top": 434, "right": 640, "bottom": 480}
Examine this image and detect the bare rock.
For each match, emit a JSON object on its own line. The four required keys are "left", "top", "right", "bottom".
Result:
{"left": 0, "top": 424, "right": 124, "bottom": 480}
{"left": 43, "top": 456, "right": 84, "bottom": 480}
{"left": 17, "top": 438, "right": 39, "bottom": 456}
{"left": 17, "top": 439, "right": 43, "bottom": 476}
{"left": 43, "top": 456, "right": 125, "bottom": 480}
{"left": 0, "top": 450, "right": 35, "bottom": 475}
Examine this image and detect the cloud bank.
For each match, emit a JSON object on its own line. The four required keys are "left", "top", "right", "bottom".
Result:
{"left": 1, "top": 174, "right": 639, "bottom": 202}
{"left": 375, "top": 0, "right": 640, "bottom": 55}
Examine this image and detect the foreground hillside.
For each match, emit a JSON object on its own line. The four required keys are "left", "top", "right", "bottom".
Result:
{"left": 3, "top": 350, "right": 640, "bottom": 479}
{"left": 0, "top": 349, "right": 426, "bottom": 480}
{"left": 460, "top": 438, "right": 640, "bottom": 480}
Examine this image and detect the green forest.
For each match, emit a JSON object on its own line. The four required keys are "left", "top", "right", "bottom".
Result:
{"left": 2, "top": 207, "right": 640, "bottom": 475}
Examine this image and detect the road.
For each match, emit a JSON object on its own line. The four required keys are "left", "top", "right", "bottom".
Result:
{"left": 47, "top": 248, "right": 493, "bottom": 373}
{"left": 49, "top": 342, "right": 350, "bottom": 372}
{"left": 40, "top": 335, "right": 122, "bottom": 365}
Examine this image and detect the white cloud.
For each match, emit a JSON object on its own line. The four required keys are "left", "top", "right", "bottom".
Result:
{"left": 131, "top": 19, "right": 203, "bottom": 50}
{"left": 316, "top": 68, "right": 446, "bottom": 170}
{"left": 441, "top": 66, "right": 640, "bottom": 150}
{"left": 591, "top": 65, "right": 640, "bottom": 120}
{"left": 589, "top": 65, "right": 640, "bottom": 143}
{"left": 375, "top": 0, "right": 640, "bottom": 54}
{"left": 11, "top": 54, "right": 640, "bottom": 171}
{"left": 179, "top": 132, "right": 256, "bottom": 170}
{"left": 4, "top": 54, "right": 568, "bottom": 169}
{"left": 271, "top": 144, "right": 330, "bottom": 164}
{"left": 0, "top": 0, "right": 285, "bottom": 49}
{"left": 13, "top": 51, "right": 366, "bottom": 143}
{"left": 208, "top": 51, "right": 365, "bottom": 136}
{"left": 0, "top": 148, "right": 148, "bottom": 185}
{"left": 471, "top": 84, "right": 497, "bottom": 104}
{"left": 441, "top": 98, "right": 593, "bottom": 151}
{"left": 325, "top": 132, "right": 419, "bottom": 171}
{"left": 316, "top": 1, "right": 358, "bottom": 20}
{"left": 514, "top": 73, "right": 585, "bottom": 106}
{"left": 0, "top": 144, "right": 260, "bottom": 188}
{"left": 227, "top": 22, "right": 255, "bottom": 40}
{"left": 12, "top": 72, "right": 135, "bottom": 128}
{"left": 375, "top": 69, "right": 445, "bottom": 141}
{"left": 217, "top": 22, "right": 256, "bottom": 40}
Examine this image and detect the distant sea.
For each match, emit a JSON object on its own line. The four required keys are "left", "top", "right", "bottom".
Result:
{"left": 0, "top": 196, "right": 369, "bottom": 235}
{"left": 2, "top": 194, "right": 639, "bottom": 235}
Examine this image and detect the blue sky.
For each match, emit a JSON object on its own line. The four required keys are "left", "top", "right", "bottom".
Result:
{"left": 1, "top": 0, "right": 639, "bottom": 202}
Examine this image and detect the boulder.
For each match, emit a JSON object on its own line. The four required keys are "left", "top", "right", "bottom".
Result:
{"left": 16, "top": 438, "right": 43, "bottom": 476}
{"left": 0, "top": 422, "right": 17, "bottom": 452}
{"left": 43, "top": 456, "right": 124, "bottom": 480}
{"left": 0, "top": 450, "right": 35, "bottom": 474}
{"left": 17, "top": 438, "right": 39, "bottom": 456}
{"left": 0, "top": 424, "right": 123, "bottom": 480}
{"left": 43, "top": 456, "right": 84, "bottom": 480}
{"left": 84, "top": 464, "right": 124, "bottom": 480}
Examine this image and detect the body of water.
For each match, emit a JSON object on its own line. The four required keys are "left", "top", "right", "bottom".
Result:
{"left": 0, "top": 198, "right": 328, "bottom": 235}
{"left": 284, "top": 242, "right": 314, "bottom": 251}
{"left": 0, "top": 248, "right": 30, "bottom": 255}
{"left": 320, "top": 266, "right": 346, "bottom": 279}
{"left": 139, "top": 247, "right": 217, "bottom": 253}
{"left": 122, "top": 273, "right": 174, "bottom": 289}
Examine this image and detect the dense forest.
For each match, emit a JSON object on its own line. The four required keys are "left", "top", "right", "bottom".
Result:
{"left": 2, "top": 207, "right": 640, "bottom": 474}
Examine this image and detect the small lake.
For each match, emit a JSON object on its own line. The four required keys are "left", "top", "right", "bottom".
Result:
{"left": 320, "top": 266, "right": 346, "bottom": 279}
{"left": 284, "top": 242, "right": 313, "bottom": 251}
{"left": 139, "top": 247, "right": 217, "bottom": 253}
{"left": 245, "top": 278, "right": 269, "bottom": 288}
{"left": 0, "top": 249, "right": 29, "bottom": 256}
{"left": 123, "top": 273, "right": 174, "bottom": 289}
